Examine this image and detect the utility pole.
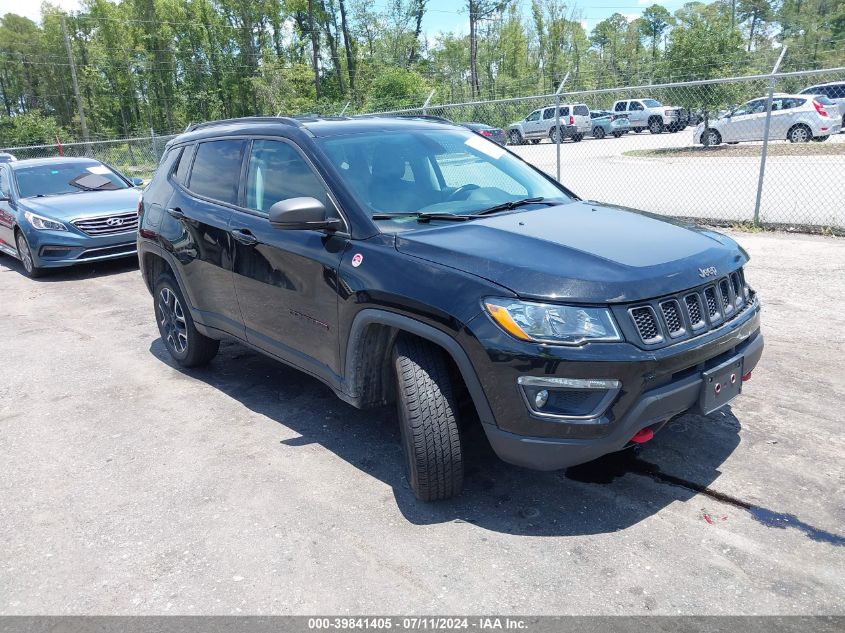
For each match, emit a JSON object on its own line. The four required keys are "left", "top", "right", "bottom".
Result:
{"left": 61, "top": 14, "right": 89, "bottom": 143}
{"left": 308, "top": 0, "right": 321, "bottom": 99}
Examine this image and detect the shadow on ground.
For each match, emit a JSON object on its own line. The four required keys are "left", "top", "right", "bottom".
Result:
{"left": 150, "top": 337, "right": 746, "bottom": 537}
{"left": 0, "top": 253, "right": 138, "bottom": 281}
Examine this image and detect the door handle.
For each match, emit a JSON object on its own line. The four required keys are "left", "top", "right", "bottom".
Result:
{"left": 166, "top": 207, "right": 185, "bottom": 220}
{"left": 230, "top": 228, "right": 258, "bottom": 246}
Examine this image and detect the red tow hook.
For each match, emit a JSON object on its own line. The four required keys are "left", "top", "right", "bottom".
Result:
{"left": 630, "top": 428, "right": 654, "bottom": 444}
{"left": 742, "top": 371, "right": 753, "bottom": 382}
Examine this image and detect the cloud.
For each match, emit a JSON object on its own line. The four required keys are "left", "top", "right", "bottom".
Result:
{"left": 638, "top": 0, "right": 650, "bottom": 4}
{"left": 624, "top": 13, "right": 640, "bottom": 22}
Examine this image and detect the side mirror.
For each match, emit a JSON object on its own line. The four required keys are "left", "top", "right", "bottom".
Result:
{"left": 268, "top": 197, "right": 341, "bottom": 231}
{"left": 131, "top": 177, "right": 144, "bottom": 186}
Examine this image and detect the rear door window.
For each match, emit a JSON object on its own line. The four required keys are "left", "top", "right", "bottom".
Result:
{"left": 542, "top": 108, "right": 555, "bottom": 120}
{"left": 558, "top": 106, "right": 570, "bottom": 117}
{"left": 614, "top": 101, "right": 627, "bottom": 112}
{"left": 629, "top": 101, "right": 644, "bottom": 111}
{"left": 187, "top": 140, "right": 245, "bottom": 205}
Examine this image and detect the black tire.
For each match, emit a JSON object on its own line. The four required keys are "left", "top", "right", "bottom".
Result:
{"left": 549, "top": 127, "right": 560, "bottom": 143}
{"left": 593, "top": 126, "right": 605, "bottom": 139}
{"left": 392, "top": 335, "right": 463, "bottom": 501}
{"left": 153, "top": 273, "right": 219, "bottom": 367}
{"left": 508, "top": 130, "right": 523, "bottom": 145}
{"left": 15, "top": 230, "right": 43, "bottom": 278}
{"left": 701, "top": 128, "right": 722, "bottom": 146}
{"left": 632, "top": 128, "right": 642, "bottom": 133}
{"left": 648, "top": 118, "right": 664, "bottom": 134}
{"left": 530, "top": 139, "right": 540, "bottom": 144}
{"left": 811, "top": 135, "right": 829, "bottom": 142}
{"left": 612, "top": 131, "right": 624, "bottom": 138}
{"left": 571, "top": 133, "right": 583, "bottom": 142}
{"left": 787, "top": 124, "right": 811, "bottom": 143}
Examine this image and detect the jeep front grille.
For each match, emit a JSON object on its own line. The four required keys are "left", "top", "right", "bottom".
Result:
{"left": 73, "top": 212, "right": 138, "bottom": 236}
{"left": 619, "top": 269, "right": 755, "bottom": 348}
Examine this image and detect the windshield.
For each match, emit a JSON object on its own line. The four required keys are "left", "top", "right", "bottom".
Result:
{"left": 13, "top": 162, "right": 129, "bottom": 198}
{"left": 642, "top": 99, "right": 663, "bottom": 108}
{"left": 317, "top": 128, "right": 572, "bottom": 232}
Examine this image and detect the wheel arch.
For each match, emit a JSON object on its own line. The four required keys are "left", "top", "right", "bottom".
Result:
{"left": 343, "top": 308, "right": 494, "bottom": 424}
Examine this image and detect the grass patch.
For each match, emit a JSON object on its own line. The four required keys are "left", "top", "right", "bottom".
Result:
{"left": 624, "top": 142, "right": 845, "bottom": 158}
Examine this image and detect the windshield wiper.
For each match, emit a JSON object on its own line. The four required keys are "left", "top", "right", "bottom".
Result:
{"left": 469, "top": 197, "right": 556, "bottom": 217}
{"left": 371, "top": 211, "right": 472, "bottom": 223}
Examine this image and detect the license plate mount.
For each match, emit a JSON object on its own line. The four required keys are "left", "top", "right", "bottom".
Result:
{"left": 699, "top": 356, "right": 744, "bottom": 415}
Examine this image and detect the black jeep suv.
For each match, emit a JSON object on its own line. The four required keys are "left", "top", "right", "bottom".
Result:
{"left": 138, "top": 115, "right": 763, "bottom": 501}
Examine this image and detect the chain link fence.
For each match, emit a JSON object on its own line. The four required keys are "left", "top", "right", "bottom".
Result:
{"left": 358, "top": 67, "right": 845, "bottom": 231}
{"left": 3, "top": 68, "right": 843, "bottom": 231}
{"left": 2, "top": 131, "right": 178, "bottom": 182}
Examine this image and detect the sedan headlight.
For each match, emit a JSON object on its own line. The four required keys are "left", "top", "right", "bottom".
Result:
{"left": 484, "top": 298, "right": 622, "bottom": 345}
{"left": 24, "top": 211, "right": 67, "bottom": 231}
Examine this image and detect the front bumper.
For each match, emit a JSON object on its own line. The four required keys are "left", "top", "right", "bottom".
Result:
{"left": 23, "top": 225, "right": 137, "bottom": 268}
{"left": 463, "top": 301, "right": 763, "bottom": 470}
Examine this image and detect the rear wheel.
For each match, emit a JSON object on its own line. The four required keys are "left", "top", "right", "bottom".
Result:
{"left": 15, "top": 231, "right": 43, "bottom": 278}
{"left": 393, "top": 336, "right": 463, "bottom": 501}
{"left": 592, "top": 126, "right": 606, "bottom": 139}
{"left": 549, "top": 127, "right": 561, "bottom": 143}
{"left": 787, "top": 124, "right": 811, "bottom": 143}
{"left": 154, "top": 273, "right": 219, "bottom": 367}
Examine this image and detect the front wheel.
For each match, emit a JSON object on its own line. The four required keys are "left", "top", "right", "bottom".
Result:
{"left": 154, "top": 274, "right": 220, "bottom": 367}
{"left": 649, "top": 119, "right": 664, "bottom": 134}
{"left": 15, "top": 231, "right": 43, "bottom": 278}
{"left": 508, "top": 130, "right": 523, "bottom": 145}
{"left": 393, "top": 336, "right": 463, "bottom": 501}
{"left": 592, "top": 126, "right": 606, "bottom": 139}
{"left": 701, "top": 128, "right": 722, "bottom": 146}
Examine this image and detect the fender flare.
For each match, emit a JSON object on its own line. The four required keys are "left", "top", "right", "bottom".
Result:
{"left": 344, "top": 308, "right": 495, "bottom": 425}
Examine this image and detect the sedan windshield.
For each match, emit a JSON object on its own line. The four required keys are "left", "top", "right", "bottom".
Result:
{"left": 14, "top": 162, "right": 129, "bottom": 198}
{"left": 317, "top": 128, "right": 572, "bottom": 232}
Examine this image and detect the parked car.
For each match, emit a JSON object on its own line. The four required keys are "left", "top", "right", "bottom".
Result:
{"left": 507, "top": 103, "right": 591, "bottom": 144}
{"left": 0, "top": 157, "right": 143, "bottom": 277}
{"left": 138, "top": 115, "right": 763, "bottom": 501}
{"left": 588, "top": 110, "right": 630, "bottom": 138}
{"left": 800, "top": 81, "right": 845, "bottom": 132}
{"left": 0, "top": 152, "right": 17, "bottom": 163}
{"left": 461, "top": 122, "right": 507, "bottom": 145}
{"left": 612, "top": 99, "right": 687, "bottom": 133}
{"left": 695, "top": 93, "right": 842, "bottom": 145}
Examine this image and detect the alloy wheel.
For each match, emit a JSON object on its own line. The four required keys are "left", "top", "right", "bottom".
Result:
{"left": 16, "top": 233, "right": 33, "bottom": 274}
{"left": 789, "top": 126, "right": 810, "bottom": 143}
{"left": 157, "top": 287, "right": 188, "bottom": 354}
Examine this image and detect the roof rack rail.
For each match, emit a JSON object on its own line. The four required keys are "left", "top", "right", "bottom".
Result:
{"left": 184, "top": 116, "right": 305, "bottom": 133}
{"left": 355, "top": 113, "right": 454, "bottom": 124}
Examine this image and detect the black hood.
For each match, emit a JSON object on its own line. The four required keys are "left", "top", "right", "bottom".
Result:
{"left": 394, "top": 201, "right": 748, "bottom": 303}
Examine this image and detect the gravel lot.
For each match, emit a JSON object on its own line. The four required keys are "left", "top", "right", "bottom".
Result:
{"left": 1, "top": 230, "right": 843, "bottom": 615}
{"left": 510, "top": 131, "right": 845, "bottom": 229}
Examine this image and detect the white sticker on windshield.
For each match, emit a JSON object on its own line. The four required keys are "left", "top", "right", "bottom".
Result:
{"left": 86, "top": 165, "right": 111, "bottom": 175}
{"left": 464, "top": 134, "right": 506, "bottom": 160}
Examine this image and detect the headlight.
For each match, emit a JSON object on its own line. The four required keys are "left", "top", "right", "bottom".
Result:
{"left": 24, "top": 211, "right": 67, "bottom": 231}
{"left": 484, "top": 298, "right": 622, "bottom": 345}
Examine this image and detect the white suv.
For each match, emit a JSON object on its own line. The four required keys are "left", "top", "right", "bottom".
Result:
{"left": 612, "top": 99, "right": 686, "bottom": 133}
{"left": 508, "top": 103, "right": 591, "bottom": 144}
{"left": 695, "top": 93, "right": 842, "bottom": 145}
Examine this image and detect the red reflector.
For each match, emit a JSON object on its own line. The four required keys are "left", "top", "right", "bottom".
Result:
{"left": 742, "top": 371, "right": 752, "bottom": 382}
{"left": 569, "top": 115, "right": 574, "bottom": 125}
{"left": 631, "top": 428, "right": 654, "bottom": 444}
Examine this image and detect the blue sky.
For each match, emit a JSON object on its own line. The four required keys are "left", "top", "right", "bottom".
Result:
{"left": 5, "top": 0, "right": 689, "bottom": 37}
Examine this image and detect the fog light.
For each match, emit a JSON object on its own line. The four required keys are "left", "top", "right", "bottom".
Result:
{"left": 534, "top": 389, "right": 549, "bottom": 409}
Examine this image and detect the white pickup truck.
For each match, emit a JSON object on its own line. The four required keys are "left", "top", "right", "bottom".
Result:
{"left": 611, "top": 99, "right": 688, "bottom": 134}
